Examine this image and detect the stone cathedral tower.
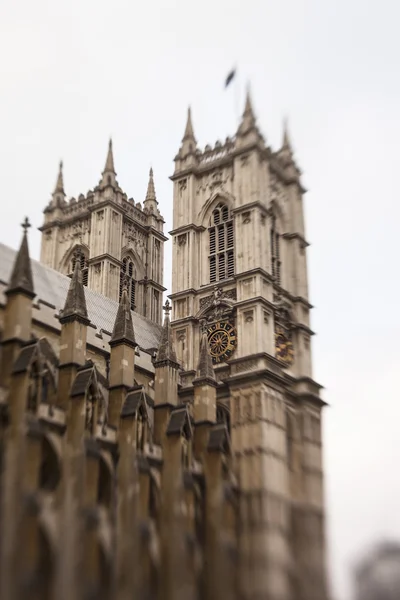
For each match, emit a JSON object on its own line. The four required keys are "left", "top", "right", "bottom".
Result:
{"left": 170, "top": 94, "right": 329, "bottom": 600}
{"left": 39, "top": 141, "right": 166, "bottom": 324}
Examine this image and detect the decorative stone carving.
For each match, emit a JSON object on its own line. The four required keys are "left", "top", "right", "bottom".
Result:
{"left": 123, "top": 222, "right": 146, "bottom": 249}
{"left": 231, "top": 359, "right": 258, "bottom": 375}
{"left": 199, "top": 287, "right": 236, "bottom": 310}
{"left": 178, "top": 178, "right": 187, "bottom": 192}
{"left": 177, "top": 234, "right": 187, "bottom": 246}
{"left": 197, "top": 286, "right": 237, "bottom": 325}
{"left": 244, "top": 311, "right": 254, "bottom": 323}
{"left": 195, "top": 166, "right": 233, "bottom": 195}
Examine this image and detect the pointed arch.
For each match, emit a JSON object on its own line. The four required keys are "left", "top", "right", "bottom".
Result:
{"left": 59, "top": 243, "right": 89, "bottom": 286}
{"left": 197, "top": 190, "right": 235, "bottom": 228}
{"left": 119, "top": 249, "right": 144, "bottom": 312}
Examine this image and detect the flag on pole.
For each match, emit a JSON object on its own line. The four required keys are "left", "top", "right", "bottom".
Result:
{"left": 225, "top": 69, "right": 236, "bottom": 88}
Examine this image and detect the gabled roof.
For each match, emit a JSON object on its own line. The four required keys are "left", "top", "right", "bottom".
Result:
{"left": 0, "top": 242, "right": 162, "bottom": 352}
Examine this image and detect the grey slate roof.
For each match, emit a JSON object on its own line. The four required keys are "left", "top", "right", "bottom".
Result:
{"left": 0, "top": 242, "right": 162, "bottom": 352}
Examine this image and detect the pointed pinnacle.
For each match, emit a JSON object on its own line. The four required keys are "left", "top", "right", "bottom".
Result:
{"left": 53, "top": 160, "right": 65, "bottom": 195}
{"left": 110, "top": 287, "right": 137, "bottom": 348}
{"left": 244, "top": 86, "right": 255, "bottom": 117}
{"left": 282, "top": 117, "right": 291, "bottom": 149}
{"left": 144, "top": 167, "right": 158, "bottom": 204}
{"left": 237, "top": 86, "right": 257, "bottom": 136}
{"left": 6, "top": 218, "right": 35, "bottom": 298}
{"left": 155, "top": 300, "right": 179, "bottom": 366}
{"left": 196, "top": 330, "right": 216, "bottom": 383}
{"left": 60, "top": 256, "right": 89, "bottom": 324}
{"left": 183, "top": 106, "right": 196, "bottom": 142}
{"left": 103, "top": 138, "right": 116, "bottom": 174}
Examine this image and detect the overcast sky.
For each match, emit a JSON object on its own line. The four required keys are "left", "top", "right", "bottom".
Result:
{"left": 0, "top": 1, "right": 398, "bottom": 598}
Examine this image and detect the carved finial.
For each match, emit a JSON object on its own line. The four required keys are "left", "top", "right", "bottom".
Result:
{"left": 183, "top": 106, "right": 195, "bottom": 141}
{"left": 163, "top": 299, "right": 172, "bottom": 316}
{"left": 21, "top": 217, "right": 31, "bottom": 233}
{"left": 53, "top": 160, "right": 65, "bottom": 196}
{"left": 144, "top": 166, "right": 158, "bottom": 205}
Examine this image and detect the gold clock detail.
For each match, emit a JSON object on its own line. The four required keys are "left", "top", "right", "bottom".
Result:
{"left": 275, "top": 327, "right": 294, "bottom": 366}
{"left": 207, "top": 321, "right": 237, "bottom": 364}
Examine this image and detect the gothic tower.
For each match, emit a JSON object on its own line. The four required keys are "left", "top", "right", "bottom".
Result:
{"left": 170, "top": 97, "right": 329, "bottom": 600}
{"left": 39, "top": 142, "right": 166, "bottom": 324}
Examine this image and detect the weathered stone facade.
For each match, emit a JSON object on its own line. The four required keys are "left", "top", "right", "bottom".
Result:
{"left": 170, "top": 96, "right": 329, "bottom": 600}
{"left": 0, "top": 91, "right": 329, "bottom": 600}
{"left": 39, "top": 142, "right": 166, "bottom": 324}
{"left": 0, "top": 226, "right": 238, "bottom": 600}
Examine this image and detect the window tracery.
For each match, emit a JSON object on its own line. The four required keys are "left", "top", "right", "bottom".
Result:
{"left": 120, "top": 257, "right": 137, "bottom": 310}
{"left": 209, "top": 203, "right": 234, "bottom": 283}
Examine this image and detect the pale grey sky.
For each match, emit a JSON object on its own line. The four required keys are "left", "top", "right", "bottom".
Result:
{"left": 0, "top": 1, "right": 398, "bottom": 598}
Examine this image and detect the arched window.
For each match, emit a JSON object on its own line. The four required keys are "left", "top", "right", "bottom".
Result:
{"left": 69, "top": 250, "right": 88, "bottom": 287}
{"left": 120, "top": 257, "right": 136, "bottom": 311}
{"left": 209, "top": 203, "right": 234, "bottom": 283}
{"left": 270, "top": 215, "right": 281, "bottom": 286}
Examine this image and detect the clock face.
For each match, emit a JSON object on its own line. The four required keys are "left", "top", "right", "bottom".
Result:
{"left": 275, "top": 330, "right": 294, "bottom": 366}
{"left": 207, "top": 321, "right": 237, "bottom": 364}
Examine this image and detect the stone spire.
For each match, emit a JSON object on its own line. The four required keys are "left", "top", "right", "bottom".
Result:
{"left": 143, "top": 167, "right": 159, "bottom": 213}
{"left": 59, "top": 250, "right": 89, "bottom": 324}
{"left": 237, "top": 87, "right": 257, "bottom": 137}
{"left": 278, "top": 118, "right": 297, "bottom": 170}
{"left": 183, "top": 107, "right": 196, "bottom": 143}
{"left": 282, "top": 117, "right": 291, "bottom": 150}
{"left": 6, "top": 217, "right": 35, "bottom": 299}
{"left": 50, "top": 160, "right": 66, "bottom": 209}
{"left": 195, "top": 329, "right": 217, "bottom": 384}
{"left": 53, "top": 161, "right": 65, "bottom": 195}
{"left": 103, "top": 138, "right": 116, "bottom": 174}
{"left": 109, "top": 277, "right": 136, "bottom": 348}
{"left": 155, "top": 300, "right": 179, "bottom": 367}
{"left": 100, "top": 138, "right": 117, "bottom": 187}
{"left": 178, "top": 107, "right": 197, "bottom": 159}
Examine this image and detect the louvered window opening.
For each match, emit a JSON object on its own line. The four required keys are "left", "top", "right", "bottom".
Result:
{"left": 70, "top": 252, "right": 88, "bottom": 287}
{"left": 209, "top": 204, "right": 234, "bottom": 283}
{"left": 270, "top": 217, "right": 281, "bottom": 286}
{"left": 120, "top": 258, "right": 136, "bottom": 311}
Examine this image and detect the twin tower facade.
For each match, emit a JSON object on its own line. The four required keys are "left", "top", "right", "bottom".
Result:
{"left": 37, "top": 92, "right": 329, "bottom": 599}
